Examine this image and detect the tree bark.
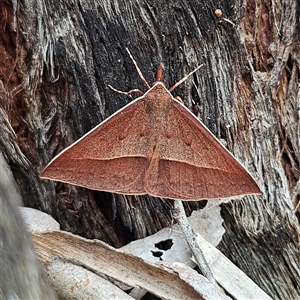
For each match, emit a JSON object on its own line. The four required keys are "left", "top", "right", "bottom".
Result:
{"left": 1, "top": 0, "right": 299, "bottom": 299}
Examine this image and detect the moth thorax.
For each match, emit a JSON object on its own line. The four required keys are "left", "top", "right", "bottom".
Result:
{"left": 145, "top": 85, "right": 171, "bottom": 115}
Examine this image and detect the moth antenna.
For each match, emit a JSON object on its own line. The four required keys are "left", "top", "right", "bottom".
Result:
{"left": 168, "top": 64, "right": 203, "bottom": 93}
{"left": 126, "top": 48, "right": 151, "bottom": 89}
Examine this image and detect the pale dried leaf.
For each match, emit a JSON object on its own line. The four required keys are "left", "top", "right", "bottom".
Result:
{"left": 196, "top": 234, "right": 273, "bottom": 300}
{"left": 121, "top": 202, "right": 225, "bottom": 267}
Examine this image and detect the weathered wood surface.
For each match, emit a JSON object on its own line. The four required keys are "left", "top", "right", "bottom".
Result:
{"left": 31, "top": 230, "right": 210, "bottom": 300}
{"left": 1, "top": 0, "right": 299, "bottom": 299}
{"left": 19, "top": 206, "right": 270, "bottom": 300}
{"left": 0, "top": 154, "right": 57, "bottom": 299}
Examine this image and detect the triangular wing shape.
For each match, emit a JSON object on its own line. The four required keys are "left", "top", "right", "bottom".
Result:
{"left": 42, "top": 82, "right": 261, "bottom": 201}
{"left": 144, "top": 98, "right": 261, "bottom": 200}
{"left": 41, "top": 96, "right": 153, "bottom": 194}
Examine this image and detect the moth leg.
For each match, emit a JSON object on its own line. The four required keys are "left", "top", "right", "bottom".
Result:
{"left": 108, "top": 85, "right": 144, "bottom": 96}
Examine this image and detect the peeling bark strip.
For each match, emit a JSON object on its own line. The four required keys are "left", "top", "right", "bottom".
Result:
{"left": 32, "top": 230, "right": 205, "bottom": 300}
{"left": 41, "top": 51, "right": 261, "bottom": 200}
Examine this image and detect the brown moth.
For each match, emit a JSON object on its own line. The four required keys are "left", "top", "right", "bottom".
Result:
{"left": 41, "top": 50, "right": 261, "bottom": 201}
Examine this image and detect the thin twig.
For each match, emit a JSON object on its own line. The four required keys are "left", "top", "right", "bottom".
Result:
{"left": 173, "top": 200, "right": 216, "bottom": 284}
